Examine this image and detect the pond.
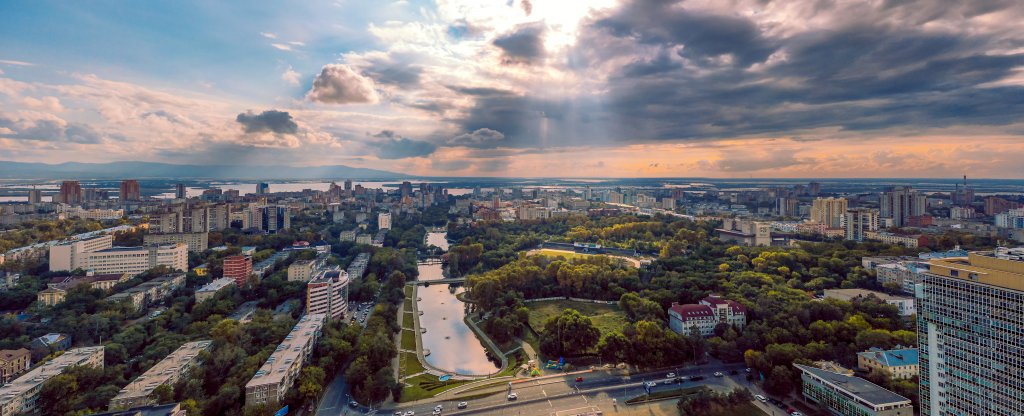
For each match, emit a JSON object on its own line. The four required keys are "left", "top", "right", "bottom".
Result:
{"left": 416, "top": 264, "right": 496, "bottom": 375}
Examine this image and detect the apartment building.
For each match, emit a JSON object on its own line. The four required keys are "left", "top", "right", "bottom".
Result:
{"left": 36, "top": 273, "right": 130, "bottom": 306}
{"left": 48, "top": 234, "right": 114, "bottom": 271}
{"left": 918, "top": 247, "right": 1024, "bottom": 415}
{"left": 0, "top": 349, "right": 29, "bottom": 385}
{"left": 245, "top": 314, "right": 326, "bottom": 407}
{"left": 845, "top": 208, "right": 879, "bottom": 242}
{"left": 287, "top": 259, "right": 317, "bottom": 282}
{"left": 224, "top": 255, "right": 253, "bottom": 287}
{"left": 80, "top": 244, "right": 187, "bottom": 276}
{"left": 306, "top": 270, "right": 349, "bottom": 321}
{"left": 0, "top": 347, "right": 104, "bottom": 416}
{"left": 109, "top": 341, "right": 211, "bottom": 410}
{"left": 857, "top": 347, "right": 919, "bottom": 380}
{"left": 105, "top": 273, "right": 186, "bottom": 313}
{"left": 143, "top": 232, "right": 209, "bottom": 253}
{"left": 811, "top": 197, "right": 848, "bottom": 228}
{"left": 194, "top": 277, "right": 234, "bottom": 303}
{"left": 377, "top": 212, "right": 391, "bottom": 230}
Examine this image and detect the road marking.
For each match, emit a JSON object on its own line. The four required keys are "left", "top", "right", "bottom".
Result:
{"left": 548, "top": 399, "right": 553, "bottom": 407}
{"left": 542, "top": 389, "right": 548, "bottom": 397}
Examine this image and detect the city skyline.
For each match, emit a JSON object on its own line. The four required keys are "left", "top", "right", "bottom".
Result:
{"left": 2, "top": 1, "right": 1023, "bottom": 178}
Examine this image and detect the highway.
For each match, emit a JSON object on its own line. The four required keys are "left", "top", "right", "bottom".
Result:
{"left": 372, "top": 363, "right": 749, "bottom": 416}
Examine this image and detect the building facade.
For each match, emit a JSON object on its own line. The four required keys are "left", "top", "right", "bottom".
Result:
{"left": 811, "top": 197, "right": 849, "bottom": 228}
{"left": 306, "top": 270, "right": 349, "bottom": 321}
{"left": 668, "top": 295, "right": 746, "bottom": 337}
{"left": 223, "top": 255, "right": 253, "bottom": 287}
{"left": 0, "top": 349, "right": 30, "bottom": 385}
{"left": 48, "top": 234, "right": 114, "bottom": 272}
{"left": 378, "top": 212, "right": 391, "bottom": 230}
{"left": 119, "top": 180, "right": 141, "bottom": 202}
{"left": 143, "top": 232, "right": 209, "bottom": 253}
{"left": 105, "top": 273, "right": 186, "bottom": 313}
{"left": 857, "top": 347, "right": 919, "bottom": 380}
{"left": 845, "top": 208, "right": 880, "bottom": 242}
{"left": 880, "top": 187, "right": 926, "bottom": 228}
{"left": 0, "top": 346, "right": 104, "bottom": 416}
{"left": 918, "top": 248, "right": 1024, "bottom": 415}
{"left": 194, "top": 277, "right": 234, "bottom": 303}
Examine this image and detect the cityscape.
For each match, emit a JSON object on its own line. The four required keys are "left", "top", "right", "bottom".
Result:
{"left": 3, "top": 1, "right": 1024, "bottom": 416}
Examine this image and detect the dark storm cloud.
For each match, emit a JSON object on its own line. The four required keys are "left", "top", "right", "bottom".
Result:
{"left": 236, "top": 110, "right": 298, "bottom": 135}
{"left": 448, "top": 128, "right": 506, "bottom": 148}
{"left": 360, "top": 54, "right": 425, "bottom": 87}
{"left": 444, "top": 0, "right": 1024, "bottom": 148}
{"left": 594, "top": 0, "right": 776, "bottom": 67}
{"left": 493, "top": 22, "right": 546, "bottom": 64}
{"left": 372, "top": 130, "right": 437, "bottom": 159}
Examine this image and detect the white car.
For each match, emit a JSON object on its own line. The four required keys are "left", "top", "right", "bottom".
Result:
{"left": 791, "top": 413, "right": 804, "bottom": 416}
{"left": 714, "top": 371, "right": 724, "bottom": 377}
{"left": 434, "top": 405, "right": 443, "bottom": 412}
{"left": 404, "top": 411, "right": 415, "bottom": 416}
{"left": 507, "top": 393, "right": 518, "bottom": 400}
{"left": 644, "top": 381, "right": 657, "bottom": 388}
{"left": 755, "top": 395, "right": 766, "bottom": 402}
{"left": 457, "top": 402, "right": 468, "bottom": 409}
{"left": 666, "top": 372, "right": 676, "bottom": 378}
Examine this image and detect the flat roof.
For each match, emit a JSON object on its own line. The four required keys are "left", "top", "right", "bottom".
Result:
{"left": 196, "top": 277, "right": 234, "bottom": 293}
{"left": 823, "top": 289, "right": 911, "bottom": 302}
{"left": 245, "top": 314, "right": 326, "bottom": 387}
{"left": 110, "top": 341, "right": 211, "bottom": 403}
{"left": 795, "top": 364, "right": 910, "bottom": 407}
{"left": 0, "top": 347, "right": 104, "bottom": 404}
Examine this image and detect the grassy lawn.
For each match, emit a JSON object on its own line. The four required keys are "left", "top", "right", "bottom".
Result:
{"left": 399, "top": 352, "right": 426, "bottom": 376}
{"left": 400, "top": 329, "right": 417, "bottom": 350}
{"left": 527, "top": 299, "right": 627, "bottom": 336}
{"left": 398, "top": 373, "right": 470, "bottom": 402}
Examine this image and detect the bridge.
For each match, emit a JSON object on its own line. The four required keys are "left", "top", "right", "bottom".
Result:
{"left": 418, "top": 258, "right": 444, "bottom": 265}
{"left": 409, "top": 277, "right": 467, "bottom": 286}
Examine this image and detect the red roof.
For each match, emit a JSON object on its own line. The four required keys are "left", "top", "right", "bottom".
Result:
{"left": 701, "top": 296, "right": 747, "bottom": 313}
{"left": 670, "top": 303, "right": 715, "bottom": 318}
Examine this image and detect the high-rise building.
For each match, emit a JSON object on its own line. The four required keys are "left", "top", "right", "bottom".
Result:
{"left": 808, "top": 181, "right": 821, "bottom": 196}
{"left": 776, "top": 197, "right": 798, "bottom": 217}
{"left": 343, "top": 179, "right": 352, "bottom": 191}
{"left": 58, "top": 181, "right": 82, "bottom": 205}
{"left": 880, "top": 186, "right": 926, "bottom": 228}
{"left": 255, "top": 182, "right": 269, "bottom": 195}
{"left": 811, "top": 197, "right": 849, "bottom": 228}
{"left": 174, "top": 183, "right": 187, "bottom": 199}
{"left": 845, "top": 208, "right": 879, "bottom": 242}
{"left": 400, "top": 181, "right": 412, "bottom": 198}
{"left": 261, "top": 206, "right": 290, "bottom": 233}
{"left": 223, "top": 255, "right": 253, "bottom": 287}
{"left": 119, "top": 180, "right": 141, "bottom": 202}
{"left": 984, "top": 196, "right": 1021, "bottom": 216}
{"left": 26, "top": 189, "right": 41, "bottom": 204}
{"left": 378, "top": 212, "right": 391, "bottom": 230}
{"left": 918, "top": 248, "right": 1024, "bottom": 415}
{"left": 306, "top": 270, "right": 349, "bottom": 321}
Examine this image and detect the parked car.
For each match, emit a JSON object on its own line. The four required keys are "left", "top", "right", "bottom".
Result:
{"left": 713, "top": 371, "right": 724, "bottom": 377}
{"left": 575, "top": 376, "right": 584, "bottom": 382}
{"left": 790, "top": 412, "right": 804, "bottom": 416}
{"left": 644, "top": 381, "right": 657, "bottom": 388}
{"left": 666, "top": 372, "right": 676, "bottom": 378}
{"left": 755, "top": 395, "right": 767, "bottom": 402}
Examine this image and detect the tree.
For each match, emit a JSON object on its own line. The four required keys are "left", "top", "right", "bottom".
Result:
{"left": 298, "top": 366, "right": 326, "bottom": 401}
{"left": 597, "top": 331, "right": 631, "bottom": 363}
{"left": 37, "top": 373, "right": 78, "bottom": 415}
{"left": 764, "top": 365, "right": 795, "bottom": 395}
{"left": 539, "top": 309, "right": 601, "bottom": 357}
{"left": 151, "top": 384, "right": 174, "bottom": 403}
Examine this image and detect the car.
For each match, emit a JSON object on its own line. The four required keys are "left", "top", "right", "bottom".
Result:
{"left": 457, "top": 402, "right": 468, "bottom": 409}
{"left": 790, "top": 412, "right": 803, "bottom": 416}
{"left": 349, "top": 400, "right": 359, "bottom": 408}
{"left": 755, "top": 395, "right": 767, "bottom": 402}
{"left": 434, "top": 405, "right": 443, "bottom": 412}
{"left": 713, "top": 372, "right": 724, "bottom": 377}
{"left": 404, "top": 411, "right": 415, "bottom": 416}
{"left": 432, "top": 411, "right": 441, "bottom": 416}
{"left": 644, "top": 381, "right": 657, "bottom": 388}
{"left": 394, "top": 412, "right": 403, "bottom": 416}
{"left": 507, "top": 393, "right": 518, "bottom": 400}
{"left": 666, "top": 372, "right": 676, "bottom": 378}
{"left": 745, "top": 368, "right": 752, "bottom": 373}
{"left": 575, "top": 376, "right": 584, "bottom": 382}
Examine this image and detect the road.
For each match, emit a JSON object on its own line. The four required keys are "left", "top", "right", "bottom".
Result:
{"left": 373, "top": 363, "right": 749, "bottom": 416}
{"left": 315, "top": 297, "right": 382, "bottom": 416}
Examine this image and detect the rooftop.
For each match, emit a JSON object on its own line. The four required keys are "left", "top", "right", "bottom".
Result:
{"left": 245, "top": 314, "right": 326, "bottom": 387}
{"left": 195, "top": 277, "right": 234, "bottom": 294}
{"left": 858, "top": 348, "right": 919, "bottom": 367}
{"left": 110, "top": 341, "right": 211, "bottom": 404}
{"left": 823, "top": 289, "right": 911, "bottom": 302}
{"left": 794, "top": 364, "right": 911, "bottom": 407}
{"left": 0, "top": 347, "right": 104, "bottom": 404}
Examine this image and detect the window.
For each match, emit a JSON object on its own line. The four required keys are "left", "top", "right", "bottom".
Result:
{"left": 950, "top": 270, "right": 959, "bottom": 277}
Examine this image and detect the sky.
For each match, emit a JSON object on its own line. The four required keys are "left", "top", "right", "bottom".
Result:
{"left": 1, "top": 0, "right": 1023, "bottom": 178}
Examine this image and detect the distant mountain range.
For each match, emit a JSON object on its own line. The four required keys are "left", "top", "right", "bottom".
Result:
{"left": 0, "top": 161, "right": 404, "bottom": 180}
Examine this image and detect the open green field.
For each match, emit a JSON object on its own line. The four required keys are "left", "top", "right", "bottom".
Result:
{"left": 399, "top": 351, "right": 426, "bottom": 376}
{"left": 527, "top": 299, "right": 627, "bottom": 336}
{"left": 398, "top": 373, "right": 470, "bottom": 402}
{"left": 400, "top": 328, "right": 417, "bottom": 350}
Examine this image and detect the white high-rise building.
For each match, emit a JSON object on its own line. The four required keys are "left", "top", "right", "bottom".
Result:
{"left": 306, "top": 270, "right": 349, "bottom": 321}
{"left": 845, "top": 208, "right": 879, "bottom": 242}
{"left": 378, "top": 212, "right": 392, "bottom": 230}
{"left": 810, "top": 197, "right": 848, "bottom": 228}
{"left": 48, "top": 235, "right": 114, "bottom": 271}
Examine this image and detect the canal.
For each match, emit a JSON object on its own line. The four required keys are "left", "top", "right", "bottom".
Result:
{"left": 415, "top": 232, "right": 496, "bottom": 375}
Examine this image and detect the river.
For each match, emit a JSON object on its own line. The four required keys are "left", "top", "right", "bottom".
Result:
{"left": 415, "top": 232, "right": 495, "bottom": 375}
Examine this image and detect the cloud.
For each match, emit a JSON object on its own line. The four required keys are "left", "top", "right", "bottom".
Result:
{"left": 271, "top": 43, "right": 293, "bottom": 51}
{"left": 307, "top": 64, "right": 378, "bottom": 104}
{"left": 236, "top": 110, "right": 299, "bottom": 135}
{"left": 260, "top": 32, "right": 277, "bottom": 39}
{"left": 372, "top": 130, "right": 437, "bottom": 159}
{"left": 492, "top": 22, "right": 546, "bottom": 64}
{"left": 448, "top": 128, "right": 506, "bottom": 148}
{"left": 0, "top": 59, "right": 34, "bottom": 66}
{"left": 520, "top": 0, "right": 532, "bottom": 16}
{"left": 20, "top": 96, "right": 63, "bottom": 113}
{"left": 0, "top": 112, "right": 104, "bottom": 143}
{"left": 282, "top": 66, "right": 301, "bottom": 86}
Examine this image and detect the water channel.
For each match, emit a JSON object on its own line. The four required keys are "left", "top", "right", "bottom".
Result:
{"left": 415, "top": 232, "right": 496, "bottom": 375}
